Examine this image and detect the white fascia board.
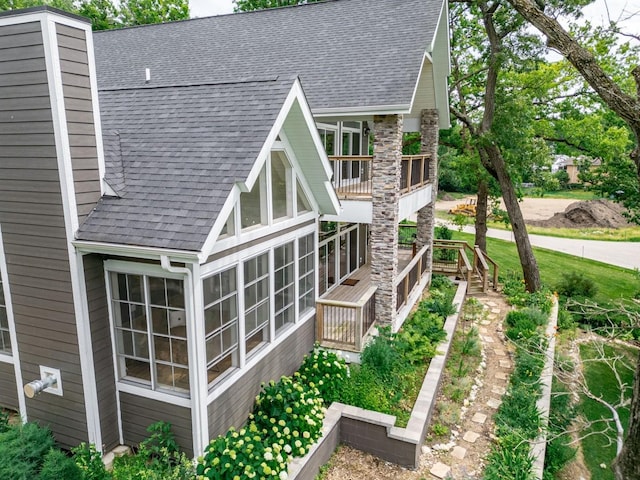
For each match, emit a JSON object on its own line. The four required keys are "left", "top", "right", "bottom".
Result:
{"left": 408, "top": 53, "right": 431, "bottom": 118}
{"left": 431, "top": 0, "right": 452, "bottom": 73}
{"left": 73, "top": 240, "right": 199, "bottom": 262}
{"left": 313, "top": 104, "right": 412, "bottom": 117}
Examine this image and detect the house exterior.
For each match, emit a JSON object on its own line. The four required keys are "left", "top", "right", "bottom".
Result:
{"left": 0, "top": 0, "right": 450, "bottom": 459}
{"left": 552, "top": 154, "right": 602, "bottom": 184}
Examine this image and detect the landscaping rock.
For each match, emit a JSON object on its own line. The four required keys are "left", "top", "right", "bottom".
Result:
{"left": 430, "top": 462, "right": 451, "bottom": 479}
{"left": 462, "top": 431, "right": 480, "bottom": 443}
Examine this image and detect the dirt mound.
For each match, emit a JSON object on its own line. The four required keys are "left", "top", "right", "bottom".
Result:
{"left": 528, "top": 199, "right": 632, "bottom": 229}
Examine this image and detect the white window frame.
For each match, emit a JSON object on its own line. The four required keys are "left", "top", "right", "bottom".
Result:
{"left": 318, "top": 222, "right": 365, "bottom": 295}
{"left": 104, "top": 260, "right": 192, "bottom": 405}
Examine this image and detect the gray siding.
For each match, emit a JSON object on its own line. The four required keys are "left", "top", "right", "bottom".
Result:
{"left": 56, "top": 24, "right": 101, "bottom": 224}
{"left": 119, "top": 392, "right": 193, "bottom": 456}
{"left": 84, "top": 254, "right": 119, "bottom": 450}
{"left": 0, "top": 21, "right": 88, "bottom": 448}
{"left": 207, "top": 315, "right": 315, "bottom": 440}
{"left": 0, "top": 361, "right": 18, "bottom": 410}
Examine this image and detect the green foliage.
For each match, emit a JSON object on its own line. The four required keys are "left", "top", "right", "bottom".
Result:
{"left": 0, "top": 409, "right": 10, "bottom": 434}
{"left": 505, "top": 308, "right": 548, "bottom": 341}
{"left": 543, "top": 379, "right": 577, "bottom": 478}
{"left": 233, "top": 0, "right": 319, "bottom": 12}
{"left": 556, "top": 308, "right": 576, "bottom": 331}
{"left": 38, "top": 449, "right": 83, "bottom": 480}
{"left": 419, "top": 289, "right": 457, "bottom": 318}
{"left": 198, "top": 376, "right": 324, "bottom": 479}
{"left": 435, "top": 225, "right": 453, "bottom": 240}
{"left": 110, "top": 446, "right": 195, "bottom": 480}
{"left": 339, "top": 365, "right": 393, "bottom": 414}
{"left": 431, "top": 423, "right": 449, "bottom": 437}
{"left": 501, "top": 272, "right": 553, "bottom": 313}
{"left": 360, "top": 327, "right": 400, "bottom": 379}
{"left": 483, "top": 434, "right": 535, "bottom": 480}
{"left": 140, "top": 421, "right": 180, "bottom": 460}
{"left": 71, "top": 443, "right": 111, "bottom": 480}
{"left": 0, "top": 0, "right": 189, "bottom": 30}
{"left": 298, "top": 347, "right": 348, "bottom": 406}
{"left": 555, "top": 271, "right": 598, "bottom": 299}
{"left": 430, "top": 274, "right": 454, "bottom": 291}
{"left": 0, "top": 421, "right": 55, "bottom": 479}
{"left": 554, "top": 169, "right": 570, "bottom": 189}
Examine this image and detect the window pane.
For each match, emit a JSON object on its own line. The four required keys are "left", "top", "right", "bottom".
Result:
{"left": 123, "top": 358, "right": 150, "bottom": 384}
{"left": 241, "top": 167, "right": 265, "bottom": 229}
{"left": 271, "top": 151, "right": 291, "bottom": 220}
{"left": 151, "top": 307, "right": 168, "bottom": 335}
{"left": 352, "top": 132, "right": 361, "bottom": 155}
{"left": 128, "top": 275, "right": 143, "bottom": 303}
{"left": 130, "top": 304, "right": 147, "bottom": 331}
{"left": 133, "top": 332, "right": 149, "bottom": 358}
{"left": 116, "top": 328, "right": 134, "bottom": 356}
{"left": 203, "top": 274, "right": 220, "bottom": 306}
{"left": 221, "top": 268, "right": 236, "bottom": 297}
{"left": 206, "top": 333, "right": 222, "bottom": 363}
{"left": 204, "top": 305, "right": 222, "bottom": 333}
{"left": 149, "top": 277, "right": 166, "bottom": 306}
{"left": 154, "top": 336, "right": 171, "bottom": 362}
{"left": 296, "top": 180, "right": 312, "bottom": 214}
{"left": 325, "top": 130, "right": 335, "bottom": 155}
{"left": 171, "top": 338, "right": 188, "bottom": 366}
{"left": 166, "top": 279, "right": 185, "bottom": 309}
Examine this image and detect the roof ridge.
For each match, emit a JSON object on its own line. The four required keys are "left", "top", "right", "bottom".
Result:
{"left": 98, "top": 75, "right": 293, "bottom": 92}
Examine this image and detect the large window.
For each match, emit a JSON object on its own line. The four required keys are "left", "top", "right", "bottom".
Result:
{"left": 110, "top": 273, "right": 189, "bottom": 394}
{"left": 203, "top": 267, "right": 238, "bottom": 385}
{"left": 244, "top": 253, "right": 270, "bottom": 355}
{"left": 274, "top": 242, "right": 295, "bottom": 333}
{"left": 298, "top": 234, "right": 315, "bottom": 314}
{"left": 0, "top": 278, "right": 10, "bottom": 355}
{"left": 240, "top": 166, "right": 267, "bottom": 230}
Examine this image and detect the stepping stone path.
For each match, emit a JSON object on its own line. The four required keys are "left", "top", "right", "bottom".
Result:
{"left": 471, "top": 412, "right": 487, "bottom": 424}
{"left": 430, "top": 462, "right": 451, "bottom": 479}
{"left": 463, "top": 431, "right": 480, "bottom": 443}
{"left": 422, "top": 293, "right": 515, "bottom": 480}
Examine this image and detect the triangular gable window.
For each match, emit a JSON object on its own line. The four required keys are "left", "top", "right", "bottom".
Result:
{"left": 296, "top": 179, "right": 311, "bottom": 214}
{"left": 219, "top": 207, "right": 236, "bottom": 238}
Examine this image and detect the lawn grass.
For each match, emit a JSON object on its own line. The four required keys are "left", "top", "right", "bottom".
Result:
{"left": 450, "top": 231, "right": 638, "bottom": 303}
{"left": 579, "top": 342, "right": 636, "bottom": 480}
{"left": 521, "top": 188, "right": 598, "bottom": 200}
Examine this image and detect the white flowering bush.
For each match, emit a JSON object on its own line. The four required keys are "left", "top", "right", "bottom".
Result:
{"left": 196, "top": 375, "right": 325, "bottom": 480}
{"left": 252, "top": 376, "right": 325, "bottom": 457}
{"left": 297, "top": 348, "right": 347, "bottom": 405}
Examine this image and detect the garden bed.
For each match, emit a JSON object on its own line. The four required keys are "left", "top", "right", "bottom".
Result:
{"left": 288, "top": 280, "right": 468, "bottom": 478}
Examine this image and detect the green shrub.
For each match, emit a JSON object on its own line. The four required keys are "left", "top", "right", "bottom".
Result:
{"left": 0, "top": 409, "right": 10, "bottom": 433}
{"left": 71, "top": 443, "right": 111, "bottom": 480}
{"left": 111, "top": 447, "right": 195, "bottom": 480}
{"left": 430, "top": 274, "right": 454, "bottom": 291}
{"left": 420, "top": 290, "right": 457, "bottom": 318}
{"left": 340, "top": 365, "right": 393, "bottom": 414}
{"left": 252, "top": 376, "right": 324, "bottom": 456}
{"left": 360, "top": 327, "right": 400, "bottom": 379}
{"left": 38, "top": 449, "right": 82, "bottom": 480}
{"left": 435, "top": 225, "right": 453, "bottom": 240}
{"left": 505, "top": 310, "right": 543, "bottom": 341}
{"left": 557, "top": 308, "right": 576, "bottom": 331}
{"left": 298, "top": 348, "right": 348, "bottom": 405}
{"left": 555, "top": 271, "right": 598, "bottom": 299}
{"left": 484, "top": 434, "right": 534, "bottom": 480}
{"left": 0, "top": 421, "right": 55, "bottom": 479}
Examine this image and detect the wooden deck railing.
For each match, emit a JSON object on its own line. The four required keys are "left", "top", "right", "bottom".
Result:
{"left": 432, "top": 239, "right": 499, "bottom": 292}
{"left": 395, "top": 244, "right": 430, "bottom": 312}
{"left": 316, "top": 286, "right": 377, "bottom": 351}
{"left": 328, "top": 155, "right": 431, "bottom": 199}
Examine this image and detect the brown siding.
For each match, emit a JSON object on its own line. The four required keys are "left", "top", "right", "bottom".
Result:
{"left": 119, "top": 392, "right": 193, "bottom": 456}
{"left": 207, "top": 315, "right": 315, "bottom": 440}
{"left": 0, "top": 361, "right": 18, "bottom": 410}
{"left": 84, "top": 254, "right": 119, "bottom": 450}
{"left": 0, "top": 21, "right": 88, "bottom": 448}
{"left": 56, "top": 24, "right": 101, "bottom": 224}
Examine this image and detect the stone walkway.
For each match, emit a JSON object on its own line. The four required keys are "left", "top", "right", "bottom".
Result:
{"left": 424, "top": 292, "right": 513, "bottom": 479}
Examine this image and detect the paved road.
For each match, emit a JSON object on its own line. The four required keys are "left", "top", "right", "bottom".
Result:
{"left": 452, "top": 224, "right": 640, "bottom": 271}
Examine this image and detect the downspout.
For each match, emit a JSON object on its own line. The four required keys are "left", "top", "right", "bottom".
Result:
{"left": 160, "top": 256, "right": 206, "bottom": 457}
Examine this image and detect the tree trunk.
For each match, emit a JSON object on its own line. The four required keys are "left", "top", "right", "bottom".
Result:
{"left": 475, "top": 178, "right": 488, "bottom": 252}
{"left": 483, "top": 144, "right": 541, "bottom": 292}
{"left": 613, "top": 353, "right": 640, "bottom": 480}
{"left": 506, "top": 0, "right": 640, "bottom": 179}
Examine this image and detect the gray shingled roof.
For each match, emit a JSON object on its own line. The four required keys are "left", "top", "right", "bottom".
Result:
{"left": 93, "top": 0, "right": 443, "bottom": 112}
{"left": 76, "top": 78, "right": 293, "bottom": 251}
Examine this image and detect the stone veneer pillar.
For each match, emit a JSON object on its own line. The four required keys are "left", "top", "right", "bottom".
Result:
{"left": 370, "top": 114, "right": 402, "bottom": 325}
{"left": 416, "top": 109, "right": 439, "bottom": 277}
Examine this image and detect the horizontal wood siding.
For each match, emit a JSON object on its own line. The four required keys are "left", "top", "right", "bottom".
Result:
{"left": 84, "top": 254, "right": 119, "bottom": 450}
{"left": 207, "top": 316, "right": 315, "bottom": 440}
{"left": 56, "top": 24, "right": 101, "bottom": 224}
{"left": 0, "top": 361, "right": 18, "bottom": 410}
{"left": 119, "top": 392, "right": 193, "bottom": 456}
{"left": 0, "top": 21, "right": 88, "bottom": 447}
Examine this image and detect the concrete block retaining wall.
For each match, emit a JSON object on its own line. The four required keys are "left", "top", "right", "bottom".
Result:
{"left": 531, "top": 298, "right": 559, "bottom": 479}
{"left": 289, "top": 281, "right": 468, "bottom": 479}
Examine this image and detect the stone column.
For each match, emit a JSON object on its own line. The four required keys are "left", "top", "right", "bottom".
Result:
{"left": 416, "top": 109, "right": 439, "bottom": 279}
{"left": 370, "top": 114, "right": 402, "bottom": 325}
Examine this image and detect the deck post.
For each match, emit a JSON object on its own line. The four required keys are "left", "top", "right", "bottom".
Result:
{"left": 370, "top": 114, "right": 402, "bottom": 325}
{"left": 316, "top": 304, "right": 324, "bottom": 344}
{"left": 416, "top": 109, "right": 439, "bottom": 283}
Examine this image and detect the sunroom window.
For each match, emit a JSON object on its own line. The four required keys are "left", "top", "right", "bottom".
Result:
{"left": 203, "top": 267, "right": 239, "bottom": 385}
{"left": 298, "top": 233, "right": 315, "bottom": 314}
{"left": 110, "top": 273, "right": 189, "bottom": 394}
{"left": 296, "top": 179, "right": 311, "bottom": 214}
{"left": 244, "top": 253, "right": 270, "bottom": 355}
{"left": 274, "top": 242, "right": 295, "bottom": 333}
{"left": 0, "top": 279, "right": 10, "bottom": 355}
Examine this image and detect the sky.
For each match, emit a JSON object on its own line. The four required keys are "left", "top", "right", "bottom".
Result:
{"left": 189, "top": 0, "right": 640, "bottom": 34}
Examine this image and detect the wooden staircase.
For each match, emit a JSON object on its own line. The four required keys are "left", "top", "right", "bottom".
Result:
{"left": 432, "top": 239, "right": 499, "bottom": 294}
